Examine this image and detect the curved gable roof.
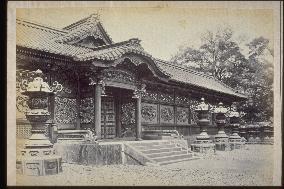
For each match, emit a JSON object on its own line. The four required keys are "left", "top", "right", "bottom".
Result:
{"left": 58, "top": 14, "right": 113, "bottom": 45}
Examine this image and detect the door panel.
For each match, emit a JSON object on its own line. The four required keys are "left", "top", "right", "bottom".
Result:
{"left": 120, "top": 98, "right": 136, "bottom": 137}
{"left": 101, "top": 97, "right": 116, "bottom": 139}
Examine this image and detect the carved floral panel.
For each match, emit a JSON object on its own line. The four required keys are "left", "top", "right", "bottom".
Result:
{"left": 80, "top": 98, "right": 94, "bottom": 123}
{"left": 121, "top": 101, "right": 135, "bottom": 125}
{"left": 141, "top": 103, "right": 158, "bottom": 124}
{"left": 54, "top": 97, "right": 77, "bottom": 124}
{"left": 176, "top": 107, "right": 190, "bottom": 125}
{"left": 121, "top": 101, "right": 136, "bottom": 137}
{"left": 160, "top": 105, "right": 174, "bottom": 124}
{"left": 190, "top": 99, "right": 200, "bottom": 124}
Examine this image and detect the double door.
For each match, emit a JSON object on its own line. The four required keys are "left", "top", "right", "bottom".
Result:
{"left": 101, "top": 97, "right": 116, "bottom": 139}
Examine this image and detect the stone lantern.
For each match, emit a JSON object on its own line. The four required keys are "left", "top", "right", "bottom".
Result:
{"left": 247, "top": 124, "right": 258, "bottom": 144}
{"left": 16, "top": 69, "right": 63, "bottom": 176}
{"left": 214, "top": 102, "right": 230, "bottom": 151}
{"left": 228, "top": 103, "right": 243, "bottom": 150}
{"left": 191, "top": 98, "right": 215, "bottom": 153}
{"left": 263, "top": 124, "right": 271, "bottom": 144}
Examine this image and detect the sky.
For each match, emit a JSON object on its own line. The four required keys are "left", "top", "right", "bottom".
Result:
{"left": 16, "top": 6, "right": 274, "bottom": 61}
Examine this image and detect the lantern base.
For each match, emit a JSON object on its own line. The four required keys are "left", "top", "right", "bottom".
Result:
{"left": 229, "top": 133, "right": 244, "bottom": 150}
{"left": 191, "top": 142, "right": 216, "bottom": 154}
{"left": 16, "top": 134, "right": 62, "bottom": 176}
{"left": 191, "top": 132, "right": 215, "bottom": 153}
{"left": 263, "top": 136, "right": 274, "bottom": 145}
{"left": 16, "top": 154, "right": 62, "bottom": 176}
{"left": 247, "top": 136, "right": 262, "bottom": 144}
{"left": 214, "top": 131, "right": 230, "bottom": 151}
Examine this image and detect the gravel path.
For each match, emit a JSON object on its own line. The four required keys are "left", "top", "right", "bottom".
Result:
{"left": 16, "top": 144, "right": 273, "bottom": 186}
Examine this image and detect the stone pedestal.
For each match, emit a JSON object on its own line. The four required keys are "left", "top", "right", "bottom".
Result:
{"left": 191, "top": 130, "right": 215, "bottom": 153}
{"left": 191, "top": 98, "right": 215, "bottom": 154}
{"left": 228, "top": 108, "right": 243, "bottom": 150}
{"left": 215, "top": 130, "right": 229, "bottom": 151}
{"left": 263, "top": 126, "right": 274, "bottom": 145}
{"left": 229, "top": 125, "right": 243, "bottom": 150}
{"left": 16, "top": 108, "right": 62, "bottom": 176}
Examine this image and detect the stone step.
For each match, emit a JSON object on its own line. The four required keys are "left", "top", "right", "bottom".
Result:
{"left": 153, "top": 153, "right": 193, "bottom": 163}
{"left": 141, "top": 147, "right": 182, "bottom": 154}
{"left": 159, "top": 156, "right": 200, "bottom": 165}
{"left": 130, "top": 141, "right": 171, "bottom": 147}
{"left": 147, "top": 150, "right": 188, "bottom": 158}
{"left": 135, "top": 144, "right": 177, "bottom": 150}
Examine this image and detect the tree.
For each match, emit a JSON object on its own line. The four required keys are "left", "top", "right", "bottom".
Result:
{"left": 172, "top": 27, "right": 247, "bottom": 83}
{"left": 171, "top": 30, "right": 274, "bottom": 123}
{"left": 238, "top": 37, "right": 274, "bottom": 122}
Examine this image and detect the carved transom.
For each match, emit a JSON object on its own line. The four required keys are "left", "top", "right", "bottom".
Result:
{"left": 176, "top": 94, "right": 190, "bottom": 105}
{"left": 101, "top": 69, "right": 137, "bottom": 84}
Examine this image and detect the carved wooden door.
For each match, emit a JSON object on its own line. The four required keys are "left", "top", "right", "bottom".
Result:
{"left": 101, "top": 97, "right": 116, "bottom": 139}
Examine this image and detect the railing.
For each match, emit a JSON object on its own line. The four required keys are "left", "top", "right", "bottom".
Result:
{"left": 54, "top": 127, "right": 98, "bottom": 143}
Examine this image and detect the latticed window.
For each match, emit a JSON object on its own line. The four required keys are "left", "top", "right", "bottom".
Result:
{"left": 16, "top": 124, "right": 32, "bottom": 139}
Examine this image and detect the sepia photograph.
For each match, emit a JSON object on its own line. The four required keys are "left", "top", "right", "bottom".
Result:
{"left": 7, "top": 1, "right": 282, "bottom": 186}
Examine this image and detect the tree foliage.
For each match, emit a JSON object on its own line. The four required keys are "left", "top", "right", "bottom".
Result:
{"left": 171, "top": 28, "right": 273, "bottom": 123}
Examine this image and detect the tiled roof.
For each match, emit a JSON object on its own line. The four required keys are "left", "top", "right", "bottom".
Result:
{"left": 16, "top": 17, "right": 247, "bottom": 99}
{"left": 16, "top": 19, "right": 93, "bottom": 57}
{"left": 155, "top": 59, "right": 247, "bottom": 98}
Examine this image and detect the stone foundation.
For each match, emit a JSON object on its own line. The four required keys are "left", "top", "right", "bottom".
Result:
{"left": 16, "top": 155, "right": 62, "bottom": 176}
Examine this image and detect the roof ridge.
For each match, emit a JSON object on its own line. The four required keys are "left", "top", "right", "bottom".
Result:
{"left": 63, "top": 13, "right": 99, "bottom": 30}
{"left": 155, "top": 58, "right": 215, "bottom": 79}
{"left": 16, "top": 18, "right": 67, "bottom": 34}
{"left": 87, "top": 38, "right": 141, "bottom": 51}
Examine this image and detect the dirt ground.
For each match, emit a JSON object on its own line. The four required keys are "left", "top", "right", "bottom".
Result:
{"left": 16, "top": 139, "right": 274, "bottom": 186}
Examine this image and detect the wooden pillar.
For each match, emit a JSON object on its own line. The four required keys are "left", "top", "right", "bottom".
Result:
{"left": 94, "top": 83, "right": 102, "bottom": 139}
{"left": 135, "top": 96, "right": 142, "bottom": 140}
{"left": 115, "top": 90, "right": 122, "bottom": 138}
{"left": 76, "top": 76, "right": 81, "bottom": 130}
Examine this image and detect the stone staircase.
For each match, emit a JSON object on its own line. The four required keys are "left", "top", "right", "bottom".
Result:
{"left": 124, "top": 140, "right": 198, "bottom": 166}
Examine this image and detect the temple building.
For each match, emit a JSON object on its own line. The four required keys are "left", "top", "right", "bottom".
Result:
{"left": 16, "top": 14, "right": 247, "bottom": 140}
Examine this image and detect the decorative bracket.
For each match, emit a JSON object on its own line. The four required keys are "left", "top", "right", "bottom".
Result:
{"left": 89, "top": 77, "right": 106, "bottom": 96}
{"left": 132, "top": 83, "right": 146, "bottom": 99}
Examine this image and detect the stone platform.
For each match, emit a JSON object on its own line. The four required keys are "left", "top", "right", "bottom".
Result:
{"left": 54, "top": 139, "right": 198, "bottom": 166}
